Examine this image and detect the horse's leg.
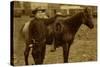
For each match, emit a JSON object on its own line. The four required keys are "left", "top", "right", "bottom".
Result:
{"left": 50, "top": 33, "right": 56, "bottom": 52}
{"left": 24, "top": 43, "right": 30, "bottom": 65}
{"left": 50, "top": 38, "right": 56, "bottom": 52}
{"left": 62, "top": 43, "right": 71, "bottom": 63}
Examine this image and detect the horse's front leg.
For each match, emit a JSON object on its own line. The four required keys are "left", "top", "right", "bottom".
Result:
{"left": 62, "top": 43, "right": 71, "bottom": 63}
{"left": 50, "top": 33, "right": 56, "bottom": 52}
{"left": 24, "top": 44, "right": 31, "bottom": 65}
{"left": 50, "top": 38, "right": 56, "bottom": 52}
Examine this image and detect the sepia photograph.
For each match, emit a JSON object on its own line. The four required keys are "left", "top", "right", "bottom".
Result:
{"left": 10, "top": 1, "right": 97, "bottom": 66}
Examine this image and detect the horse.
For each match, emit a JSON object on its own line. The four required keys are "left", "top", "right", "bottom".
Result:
{"left": 20, "top": 14, "right": 57, "bottom": 65}
{"left": 49, "top": 8, "right": 94, "bottom": 63}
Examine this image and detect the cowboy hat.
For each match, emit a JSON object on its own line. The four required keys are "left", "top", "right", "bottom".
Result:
{"left": 32, "top": 7, "right": 46, "bottom": 14}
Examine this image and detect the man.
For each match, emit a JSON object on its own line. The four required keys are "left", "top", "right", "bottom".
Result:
{"left": 23, "top": 8, "right": 49, "bottom": 65}
{"left": 32, "top": 8, "right": 48, "bottom": 19}
{"left": 22, "top": 8, "right": 48, "bottom": 47}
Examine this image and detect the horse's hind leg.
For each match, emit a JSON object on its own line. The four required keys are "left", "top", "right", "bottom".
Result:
{"left": 62, "top": 43, "right": 71, "bottom": 63}
{"left": 24, "top": 44, "right": 30, "bottom": 65}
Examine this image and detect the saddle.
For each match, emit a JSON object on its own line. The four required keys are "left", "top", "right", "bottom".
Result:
{"left": 53, "top": 17, "right": 64, "bottom": 34}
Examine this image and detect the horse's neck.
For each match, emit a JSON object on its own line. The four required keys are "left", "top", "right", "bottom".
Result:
{"left": 65, "top": 12, "right": 83, "bottom": 35}
{"left": 45, "top": 15, "right": 66, "bottom": 25}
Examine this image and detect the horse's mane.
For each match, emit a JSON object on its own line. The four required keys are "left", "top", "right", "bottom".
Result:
{"left": 64, "top": 11, "right": 83, "bottom": 24}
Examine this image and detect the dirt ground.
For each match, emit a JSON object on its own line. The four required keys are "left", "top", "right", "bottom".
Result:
{"left": 13, "top": 16, "right": 97, "bottom": 66}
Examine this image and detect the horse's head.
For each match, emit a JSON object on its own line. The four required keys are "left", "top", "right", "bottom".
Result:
{"left": 82, "top": 7, "right": 94, "bottom": 29}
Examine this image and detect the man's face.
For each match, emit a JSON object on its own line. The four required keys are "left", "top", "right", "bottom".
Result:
{"left": 35, "top": 11, "right": 48, "bottom": 19}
